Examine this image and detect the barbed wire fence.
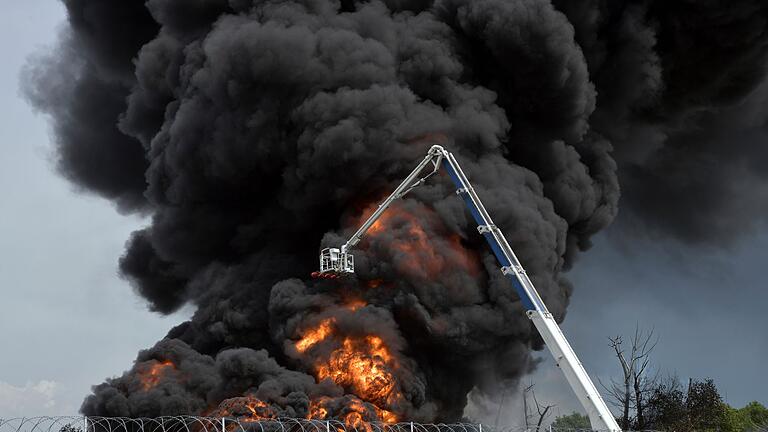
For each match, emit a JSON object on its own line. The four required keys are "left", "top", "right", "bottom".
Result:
{"left": 0, "top": 417, "right": 608, "bottom": 432}
{"left": 1, "top": 417, "right": 765, "bottom": 432}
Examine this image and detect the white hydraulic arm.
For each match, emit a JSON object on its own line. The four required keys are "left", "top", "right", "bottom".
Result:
{"left": 318, "top": 145, "right": 620, "bottom": 431}
{"left": 342, "top": 148, "right": 445, "bottom": 254}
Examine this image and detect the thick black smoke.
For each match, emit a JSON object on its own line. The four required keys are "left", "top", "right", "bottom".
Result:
{"left": 24, "top": 0, "right": 768, "bottom": 423}
{"left": 553, "top": 0, "right": 768, "bottom": 244}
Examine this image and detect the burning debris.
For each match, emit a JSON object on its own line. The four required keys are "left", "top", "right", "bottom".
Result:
{"left": 137, "top": 360, "right": 176, "bottom": 391}
{"left": 212, "top": 396, "right": 278, "bottom": 421}
{"left": 314, "top": 335, "right": 398, "bottom": 410}
{"left": 358, "top": 202, "right": 481, "bottom": 280}
{"left": 24, "top": 0, "right": 768, "bottom": 426}
{"left": 295, "top": 319, "right": 335, "bottom": 354}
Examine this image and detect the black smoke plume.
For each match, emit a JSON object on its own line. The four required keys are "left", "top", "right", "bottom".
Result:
{"left": 24, "top": 0, "right": 768, "bottom": 423}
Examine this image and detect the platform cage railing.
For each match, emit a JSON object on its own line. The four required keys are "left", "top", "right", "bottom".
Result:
{"left": 319, "top": 248, "right": 354, "bottom": 274}
{"left": 0, "top": 417, "right": 630, "bottom": 432}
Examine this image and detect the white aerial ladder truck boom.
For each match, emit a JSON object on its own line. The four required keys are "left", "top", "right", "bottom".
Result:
{"left": 316, "top": 145, "right": 620, "bottom": 431}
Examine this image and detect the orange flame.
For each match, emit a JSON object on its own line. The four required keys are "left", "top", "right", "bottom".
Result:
{"left": 366, "top": 279, "right": 384, "bottom": 289}
{"left": 342, "top": 398, "right": 398, "bottom": 429}
{"left": 309, "top": 395, "right": 398, "bottom": 426}
{"left": 309, "top": 398, "right": 330, "bottom": 420}
{"left": 244, "top": 398, "right": 276, "bottom": 420}
{"left": 377, "top": 408, "right": 398, "bottom": 424}
{"left": 296, "top": 318, "right": 334, "bottom": 353}
{"left": 293, "top": 318, "right": 400, "bottom": 424}
{"left": 345, "top": 412, "right": 367, "bottom": 431}
{"left": 315, "top": 335, "right": 397, "bottom": 409}
{"left": 357, "top": 202, "right": 480, "bottom": 280}
{"left": 345, "top": 299, "right": 367, "bottom": 311}
{"left": 210, "top": 395, "right": 276, "bottom": 421}
{"left": 138, "top": 359, "right": 175, "bottom": 390}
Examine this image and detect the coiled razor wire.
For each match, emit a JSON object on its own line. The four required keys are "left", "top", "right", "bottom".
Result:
{"left": 2, "top": 417, "right": 764, "bottom": 432}
{"left": 0, "top": 418, "right": 616, "bottom": 432}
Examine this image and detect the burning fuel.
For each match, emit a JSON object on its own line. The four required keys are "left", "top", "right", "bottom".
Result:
{"left": 314, "top": 335, "right": 398, "bottom": 410}
{"left": 137, "top": 360, "right": 176, "bottom": 391}
{"left": 289, "top": 306, "right": 404, "bottom": 422}
{"left": 24, "top": 0, "right": 768, "bottom": 426}
{"left": 295, "top": 319, "right": 335, "bottom": 354}
{"left": 359, "top": 202, "right": 481, "bottom": 280}
{"left": 212, "top": 396, "right": 277, "bottom": 421}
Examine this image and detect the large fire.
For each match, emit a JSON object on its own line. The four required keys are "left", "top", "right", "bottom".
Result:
{"left": 290, "top": 314, "right": 401, "bottom": 424}
{"left": 274, "top": 200, "right": 480, "bottom": 426}
{"left": 315, "top": 335, "right": 396, "bottom": 408}
{"left": 309, "top": 395, "right": 397, "bottom": 426}
{"left": 138, "top": 359, "right": 175, "bottom": 390}
{"left": 210, "top": 311, "right": 402, "bottom": 425}
{"left": 361, "top": 202, "right": 480, "bottom": 279}
{"left": 210, "top": 202, "right": 476, "bottom": 426}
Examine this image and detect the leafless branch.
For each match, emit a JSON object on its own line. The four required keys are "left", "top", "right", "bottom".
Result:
{"left": 605, "top": 326, "right": 660, "bottom": 430}
{"left": 522, "top": 382, "right": 555, "bottom": 430}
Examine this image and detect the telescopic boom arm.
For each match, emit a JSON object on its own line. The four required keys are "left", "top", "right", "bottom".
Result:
{"left": 317, "top": 145, "right": 620, "bottom": 431}
{"left": 341, "top": 146, "right": 445, "bottom": 254}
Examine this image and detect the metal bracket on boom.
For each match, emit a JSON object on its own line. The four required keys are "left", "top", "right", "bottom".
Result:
{"left": 500, "top": 265, "right": 526, "bottom": 276}
{"left": 477, "top": 224, "right": 496, "bottom": 234}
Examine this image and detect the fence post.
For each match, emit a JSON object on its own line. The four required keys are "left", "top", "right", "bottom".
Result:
{"left": 221, "top": 417, "right": 226, "bottom": 432}
{"left": 326, "top": 421, "right": 330, "bottom": 432}
{"left": 410, "top": 422, "right": 414, "bottom": 432}
{"left": 83, "top": 416, "right": 88, "bottom": 432}
{"left": 479, "top": 424, "right": 483, "bottom": 432}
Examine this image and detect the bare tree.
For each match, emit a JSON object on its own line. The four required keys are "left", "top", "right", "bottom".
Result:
{"left": 523, "top": 383, "right": 533, "bottom": 428}
{"left": 523, "top": 382, "right": 555, "bottom": 430}
{"left": 632, "top": 329, "right": 659, "bottom": 429}
{"left": 602, "top": 336, "right": 632, "bottom": 428}
{"left": 601, "top": 327, "right": 658, "bottom": 430}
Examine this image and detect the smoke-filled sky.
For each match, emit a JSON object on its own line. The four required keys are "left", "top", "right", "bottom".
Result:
{"left": 1, "top": 0, "right": 767, "bottom": 425}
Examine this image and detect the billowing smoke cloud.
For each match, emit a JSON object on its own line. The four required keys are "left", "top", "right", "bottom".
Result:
{"left": 23, "top": 0, "right": 768, "bottom": 423}
{"left": 553, "top": 1, "right": 768, "bottom": 244}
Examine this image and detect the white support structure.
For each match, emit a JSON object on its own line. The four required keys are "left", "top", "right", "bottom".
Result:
{"left": 318, "top": 145, "right": 620, "bottom": 431}
{"left": 527, "top": 310, "right": 616, "bottom": 430}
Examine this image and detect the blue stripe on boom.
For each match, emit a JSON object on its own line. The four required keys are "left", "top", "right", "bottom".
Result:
{"left": 441, "top": 158, "right": 461, "bottom": 185}
{"left": 460, "top": 194, "right": 485, "bottom": 226}
{"left": 482, "top": 233, "right": 511, "bottom": 266}
{"left": 442, "top": 157, "right": 537, "bottom": 310}
{"left": 505, "top": 274, "right": 537, "bottom": 311}
{"left": 442, "top": 160, "right": 485, "bottom": 225}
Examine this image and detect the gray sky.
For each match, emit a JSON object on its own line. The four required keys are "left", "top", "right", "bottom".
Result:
{"left": 0, "top": 0, "right": 765, "bottom": 424}
{"left": 0, "top": 1, "right": 191, "bottom": 417}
